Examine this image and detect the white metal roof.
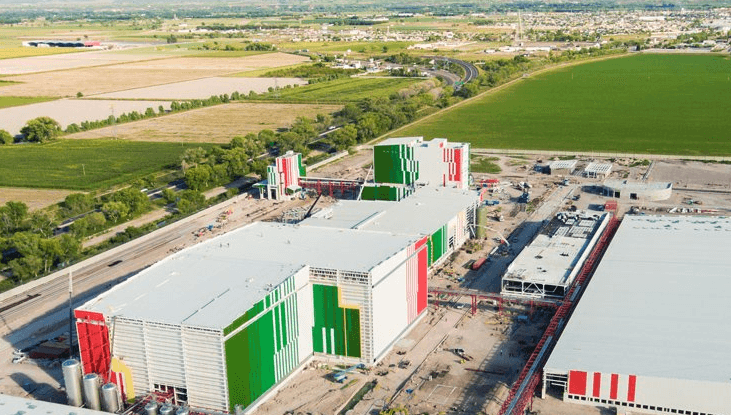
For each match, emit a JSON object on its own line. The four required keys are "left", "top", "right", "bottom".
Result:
{"left": 504, "top": 211, "right": 607, "bottom": 287}
{"left": 548, "top": 160, "right": 578, "bottom": 170}
{"left": 603, "top": 179, "right": 671, "bottom": 191}
{"left": 81, "top": 222, "right": 417, "bottom": 329}
{"left": 0, "top": 394, "right": 108, "bottom": 415}
{"left": 584, "top": 162, "right": 612, "bottom": 175}
{"left": 302, "top": 186, "right": 479, "bottom": 236}
{"left": 545, "top": 215, "right": 731, "bottom": 383}
{"left": 378, "top": 136, "right": 468, "bottom": 149}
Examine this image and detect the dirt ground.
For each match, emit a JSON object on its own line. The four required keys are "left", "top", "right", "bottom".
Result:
{"left": 310, "top": 148, "right": 374, "bottom": 180}
{"left": 650, "top": 159, "right": 731, "bottom": 189}
{"left": 111, "top": 53, "right": 309, "bottom": 71}
{"left": 0, "top": 53, "right": 309, "bottom": 97}
{"left": 91, "top": 76, "right": 307, "bottom": 100}
{"left": 66, "top": 102, "right": 342, "bottom": 143}
{"left": 0, "top": 98, "right": 171, "bottom": 135}
{"left": 0, "top": 187, "right": 74, "bottom": 211}
{"left": 0, "top": 50, "right": 172, "bottom": 76}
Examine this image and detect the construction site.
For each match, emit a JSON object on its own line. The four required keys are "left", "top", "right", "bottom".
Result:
{"left": 3, "top": 141, "right": 731, "bottom": 415}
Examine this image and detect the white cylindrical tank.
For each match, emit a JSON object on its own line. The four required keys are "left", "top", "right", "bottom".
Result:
{"left": 62, "top": 359, "right": 83, "bottom": 407}
{"left": 159, "top": 404, "right": 175, "bottom": 415}
{"left": 82, "top": 373, "right": 101, "bottom": 410}
{"left": 101, "top": 382, "right": 120, "bottom": 413}
{"left": 144, "top": 401, "right": 159, "bottom": 415}
{"left": 175, "top": 407, "right": 189, "bottom": 415}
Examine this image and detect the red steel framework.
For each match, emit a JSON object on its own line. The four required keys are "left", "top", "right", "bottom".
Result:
{"left": 428, "top": 288, "right": 560, "bottom": 316}
{"left": 298, "top": 177, "right": 362, "bottom": 198}
{"left": 497, "top": 215, "right": 621, "bottom": 415}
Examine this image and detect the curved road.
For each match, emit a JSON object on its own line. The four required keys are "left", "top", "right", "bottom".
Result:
{"left": 425, "top": 56, "right": 480, "bottom": 84}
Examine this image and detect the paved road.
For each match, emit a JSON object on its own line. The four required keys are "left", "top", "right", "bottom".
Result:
{"left": 425, "top": 56, "right": 479, "bottom": 83}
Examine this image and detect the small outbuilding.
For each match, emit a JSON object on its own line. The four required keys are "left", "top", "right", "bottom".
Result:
{"left": 547, "top": 160, "right": 578, "bottom": 175}
{"left": 583, "top": 162, "right": 612, "bottom": 179}
{"left": 601, "top": 179, "right": 672, "bottom": 201}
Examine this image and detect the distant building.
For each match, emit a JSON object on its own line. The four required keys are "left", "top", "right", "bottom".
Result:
{"left": 255, "top": 151, "right": 305, "bottom": 200}
{"left": 547, "top": 160, "right": 578, "bottom": 175}
{"left": 583, "top": 162, "right": 613, "bottom": 179}
{"left": 601, "top": 179, "right": 672, "bottom": 201}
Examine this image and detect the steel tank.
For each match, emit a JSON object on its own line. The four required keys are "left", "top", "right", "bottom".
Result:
{"left": 82, "top": 373, "right": 101, "bottom": 410}
{"left": 159, "top": 404, "right": 175, "bottom": 415}
{"left": 175, "top": 407, "right": 189, "bottom": 415}
{"left": 100, "top": 382, "right": 120, "bottom": 413}
{"left": 61, "top": 359, "right": 83, "bottom": 407}
{"left": 144, "top": 401, "right": 159, "bottom": 415}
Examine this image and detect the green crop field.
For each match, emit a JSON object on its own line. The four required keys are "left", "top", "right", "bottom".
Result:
{"left": 396, "top": 54, "right": 731, "bottom": 156}
{"left": 0, "top": 96, "right": 55, "bottom": 109}
{"left": 0, "top": 139, "right": 215, "bottom": 190}
{"left": 258, "top": 77, "right": 423, "bottom": 103}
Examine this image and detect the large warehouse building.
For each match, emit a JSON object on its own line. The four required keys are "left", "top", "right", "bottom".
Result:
{"left": 543, "top": 215, "right": 731, "bottom": 415}
{"left": 74, "top": 138, "right": 478, "bottom": 414}
{"left": 501, "top": 211, "right": 609, "bottom": 299}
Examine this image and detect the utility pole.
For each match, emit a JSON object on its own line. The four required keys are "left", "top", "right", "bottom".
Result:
{"left": 68, "top": 270, "right": 74, "bottom": 357}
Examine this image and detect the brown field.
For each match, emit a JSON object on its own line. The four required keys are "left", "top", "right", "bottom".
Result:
{"left": 0, "top": 187, "right": 74, "bottom": 211}
{"left": 92, "top": 77, "right": 306, "bottom": 100}
{"left": 0, "top": 50, "right": 173, "bottom": 75}
{"left": 66, "top": 102, "right": 342, "bottom": 143}
{"left": 0, "top": 52, "right": 310, "bottom": 97}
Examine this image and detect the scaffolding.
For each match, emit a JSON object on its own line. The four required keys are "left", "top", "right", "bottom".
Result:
{"left": 298, "top": 177, "right": 362, "bottom": 198}
{"left": 497, "top": 215, "right": 621, "bottom": 415}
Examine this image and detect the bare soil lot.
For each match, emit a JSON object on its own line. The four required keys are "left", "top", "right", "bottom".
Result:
{"left": 91, "top": 76, "right": 307, "bottom": 100}
{"left": 0, "top": 53, "right": 309, "bottom": 98}
{"left": 650, "top": 160, "right": 731, "bottom": 189}
{"left": 114, "top": 53, "right": 309, "bottom": 71}
{"left": 0, "top": 99, "right": 171, "bottom": 135}
{"left": 0, "top": 187, "right": 74, "bottom": 211}
{"left": 66, "top": 102, "right": 341, "bottom": 143}
{"left": 0, "top": 50, "right": 172, "bottom": 76}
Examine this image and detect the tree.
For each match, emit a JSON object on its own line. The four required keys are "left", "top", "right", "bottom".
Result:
{"left": 184, "top": 165, "right": 213, "bottom": 191}
{"left": 0, "top": 129, "right": 13, "bottom": 145}
{"left": 329, "top": 124, "right": 357, "bottom": 150}
{"left": 180, "top": 147, "right": 207, "bottom": 170}
{"left": 175, "top": 190, "right": 206, "bottom": 214}
{"left": 0, "top": 201, "right": 28, "bottom": 235}
{"left": 102, "top": 201, "right": 130, "bottom": 223}
{"left": 110, "top": 188, "right": 150, "bottom": 216}
{"left": 76, "top": 91, "right": 83, "bottom": 98}
{"left": 27, "top": 211, "right": 58, "bottom": 238}
{"left": 70, "top": 212, "right": 106, "bottom": 238}
{"left": 20, "top": 117, "right": 62, "bottom": 143}
{"left": 62, "top": 193, "right": 95, "bottom": 216}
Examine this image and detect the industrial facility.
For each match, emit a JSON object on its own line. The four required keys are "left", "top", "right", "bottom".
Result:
{"left": 362, "top": 136, "right": 470, "bottom": 201}
{"left": 72, "top": 138, "right": 477, "bottom": 414}
{"left": 543, "top": 215, "right": 731, "bottom": 415}
{"left": 254, "top": 151, "right": 306, "bottom": 200}
{"left": 502, "top": 211, "right": 609, "bottom": 299}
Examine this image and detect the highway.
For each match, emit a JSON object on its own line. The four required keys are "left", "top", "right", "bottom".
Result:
{"left": 425, "top": 56, "right": 480, "bottom": 84}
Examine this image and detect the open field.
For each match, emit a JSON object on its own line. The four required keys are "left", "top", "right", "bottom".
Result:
{"left": 0, "top": 96, "right": 55, "bottom": 109}
{"left": 0, "top": 187, "right": 75, "bottom": 211}
{"left": 66, "top": 102, "right": 342, "bottom": 143}
{"left": 0, "top": 52, "right": 309, "bottom": 97}
{"left": 92, "top": 77, "right": 307, "bottom": 100}
{"left": 0, "top": 139, "right": 216, "bottom": 190}
{"left": 0, "top": 99, "right": 171, "bottom": 136}
{"left": 256, "top": 77, "right": 425, "bottom": 102}
{"left": 395, "top": 54, "right": 731, "bottom": 156}
{"left": 112, "top": 53, "right": 308, "bottom": 71}
{"left": 0, "top": 47, "right": 86, "bottom": 61}
{"left": 0, "top": 49, "right": 174, "bottom": 75}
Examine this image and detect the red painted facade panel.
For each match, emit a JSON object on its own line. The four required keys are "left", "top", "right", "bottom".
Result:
{"left": 610, "top": 373, "right": 619, "bottom": 399}
{"left": 415, "top": 236, "right": 428, "bottom": 314}
{"left": 592, "top": 372, "right": 601, "bottom": 397}
{"left": 76, "top": 311, "right": 111, "bottom": 382}
{"left": 568, "top": 370, "right": 587, "bottom": 396}
{"left": 627, "top": 375, "right": 637, "bottom": 402}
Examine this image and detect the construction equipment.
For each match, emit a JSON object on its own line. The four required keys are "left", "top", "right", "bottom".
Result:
{"left": 518, "top": 192, "right": 530, "bottom": 204}
{"left": 303, "top": 192, "right": 322, "bottom": 219}
{"left": 331, "top": 363, "right": 365, "bottom": 383}
{"left": 452, "top": 348, "right": 473, "bottom": 361}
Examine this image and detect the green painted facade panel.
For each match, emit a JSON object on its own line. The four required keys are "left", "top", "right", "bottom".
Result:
{"left": 427, "top": 225, "right": 448, "bottom": 266}
{"left": 224, "top": 277, "right": 300, "bottom": 411}
{"left": 311, "top": 284, "right": 361, "bottom": 358}
{"left": 373, "top": 144, "right": 418, "bottom": 185}
{"left": 297, "top": 153, "right": 306, "bottom": 177}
